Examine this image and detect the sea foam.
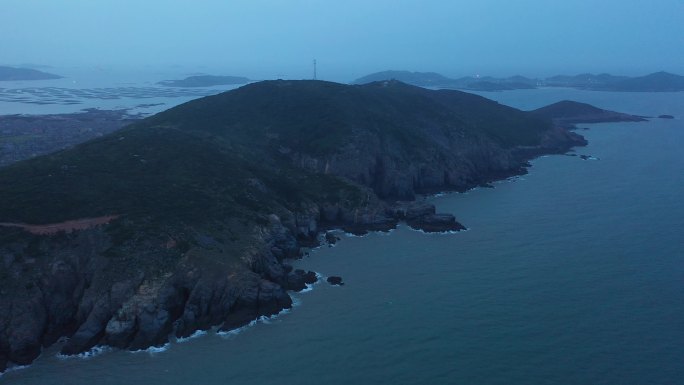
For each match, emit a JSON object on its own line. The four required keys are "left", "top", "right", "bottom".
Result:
{"left": 0, "top": 364, "right": 30, "bottom": 377}
{"left": 130, "top": 343, "right": 170, "bottom": 354}
{"left": 175, "top": 329, "right": 208, "bottom": 343}
{"left": 57, "top": 345, "right": 112, "bottom": 360}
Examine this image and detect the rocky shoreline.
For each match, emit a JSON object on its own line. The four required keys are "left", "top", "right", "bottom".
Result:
{"left": 0, "top": 145, "right": 569, "bottom": 372}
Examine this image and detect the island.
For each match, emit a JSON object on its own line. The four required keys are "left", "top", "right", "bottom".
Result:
{"left": 0, "top": 65, "right": 62, "bottom": 81}
{"left": 543, "top": 73, "right": 628, "bottom": 88}
{"left": 157, "top": 75, "right": 250, "bottom": 87}
{"left": 0, "top": 80, "right": 646, "bottom": 372}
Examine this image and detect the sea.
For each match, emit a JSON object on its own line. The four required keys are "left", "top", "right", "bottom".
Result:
{"left": 1, "top": 74, "right": 682, "bottom": 384}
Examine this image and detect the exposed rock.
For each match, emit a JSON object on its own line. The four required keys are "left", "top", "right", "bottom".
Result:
{"left": 327, "top": 276, "right": 344, "bottom": 286}
{"left": 285, "top": 269, "right": 318, "bottom": 292}
{"left": 407, "top": 214, "right": 466, "bottom": 233}
{"left": 325, "top": 232, "right": 339, "bottom": 246}
{"left": 390, "top": 201, "right": 435, "bottom": 219}
{"left": 219, "top": 280, "right": 292, "bottom": 331}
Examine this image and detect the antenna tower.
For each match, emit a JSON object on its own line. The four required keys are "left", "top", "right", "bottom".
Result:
{"left": 313, "top": 59, "right": 317, "bottom": 80}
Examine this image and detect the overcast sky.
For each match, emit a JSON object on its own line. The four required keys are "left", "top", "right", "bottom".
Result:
{"left": 2, "top": 0, "right": 683, "bottom": 81}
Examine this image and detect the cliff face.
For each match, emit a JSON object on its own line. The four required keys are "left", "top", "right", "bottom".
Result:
{"left": 0, "top": 80, "right": 587, "bottom": 371}
{"left": 291, "top": 121, "right": 583, "bottom": 200}
{"left": 0, "top": 213, "right": 311, "bottom": 369}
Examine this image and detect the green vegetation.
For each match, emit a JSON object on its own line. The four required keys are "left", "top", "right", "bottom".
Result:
{"left": 0, "top": 80, "right": 553, "bottom": 260}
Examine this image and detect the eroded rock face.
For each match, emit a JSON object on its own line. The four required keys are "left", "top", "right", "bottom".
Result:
{"left": 1, "top": 198, "right": 466, "bottom": 369}
{"left": 290, "top": 118, "right": 586, "bottom": 203}
{"left": 0, "top": 215, "right": 314, "bottom": 368}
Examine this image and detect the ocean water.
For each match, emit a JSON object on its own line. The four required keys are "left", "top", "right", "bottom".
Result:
{"left": 2, "top": 89, "right": 683, "bottom": 384}
{"left": 0, "top": 67, "right": 241, "bottom": 115}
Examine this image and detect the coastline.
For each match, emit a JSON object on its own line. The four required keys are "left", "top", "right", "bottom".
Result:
{"left": 1, "top": 86, "right": 644, "bottom": 373}
{"left": 0, "top": 136, "right": 582, "bottom": 373}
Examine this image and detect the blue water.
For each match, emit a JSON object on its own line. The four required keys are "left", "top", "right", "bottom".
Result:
{"left": 2, "top": 89, "right": 683, "bottom": 384}
{"left": 0, "top": 68, "right": 241, "bottom": 115}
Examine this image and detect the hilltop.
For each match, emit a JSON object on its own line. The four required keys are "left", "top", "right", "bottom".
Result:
{"left": 0, "top": 80, "right": 590, "bottom": 370}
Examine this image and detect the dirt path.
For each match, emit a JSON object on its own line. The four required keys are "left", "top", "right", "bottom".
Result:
{"left": 0, "top": 215, "right": 119, "bottom": 235}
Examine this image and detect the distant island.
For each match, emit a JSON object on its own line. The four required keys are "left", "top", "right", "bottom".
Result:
{"left": 354, "top": 70, "right": 684, "bottom": 92}
{"left": 531, "top": 100, "right": 647, "bottom": 127}
{"left": 352, "top": 70, "right": 537, "bottom": 91}
{"left": 352, "top": 70, "right": 461, "bottom": 87}
{"left": 0, "top": 80, "right": 647, "bottom": 372}
{"left": 158, "top": 75, "right": 250, "bottom": 87}
{"left": 0, "top": 65, "right": 62, "bottom": 81}
{"left": 545, "top": 71, "right": 684, "bottom": 92}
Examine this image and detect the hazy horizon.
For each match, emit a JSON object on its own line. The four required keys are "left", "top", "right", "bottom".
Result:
{"left": 3, "top": 0, "right": 683, "bottom": 82}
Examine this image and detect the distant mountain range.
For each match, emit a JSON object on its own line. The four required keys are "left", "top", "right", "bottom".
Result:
{"left": 353, "top": 70, "right": 684, "bottom": 92}
{"left": 158, "top": 75, "right": 250, "bottom": 87}
{"left": 352, "top": 71, "right": 538, "bottom": 91}
{"left": 0, "top": 65, "right": 62, "bottom": 81}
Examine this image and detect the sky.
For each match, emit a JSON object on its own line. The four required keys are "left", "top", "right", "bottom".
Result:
{"left": 2, "top": 0, "right": 683, "bottom": 81}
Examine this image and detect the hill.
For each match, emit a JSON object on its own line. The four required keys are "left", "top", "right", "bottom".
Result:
{"left": 0, "top": 80, "right": 587, "bottom": 370}
{"left": 0, "top": 65, "right": 62, "bottom": 81}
